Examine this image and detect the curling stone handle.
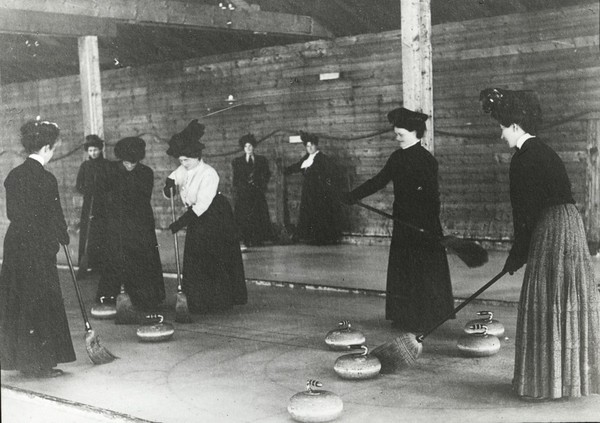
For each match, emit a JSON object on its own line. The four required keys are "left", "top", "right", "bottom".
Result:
{"left": 347, "top": 344, "right": 369, "bottom": 355}
{"left": 477, "top": 311, "right": 493, "bottom": 321}
{"left": 99, "top": 296, "right": 106, "bottom": 304}
{"left": 418, "top": 270, "right": 507, "bottom": 342}
{"left": 145, "top": 314, "right": 164, "bottom": 323}
{"left": 468, "top": 324, "right": 489, "bottom": 335}
{"left": 338, "top": 320, "right": 351, "bottom": 330}
{"left": 306, "top": 379, "right": 323, "bottom": 392}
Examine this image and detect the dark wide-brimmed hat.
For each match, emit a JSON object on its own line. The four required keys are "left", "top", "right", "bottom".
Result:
{"left": 84, "top": 134, "right": 104, "bottom": 150}
{"left": 114, "top": 136, "right": 146, "bottom": 162}
{"left": 387, "top": 107, "right": 429, "bottom": 129}
{"left": 300, "top": 131, "right": 319, "bottom": 146}
{"left": 238, "top": 133, "right": 257, "bottom": 148}
{"left": 479, "top": 88, "right": 542, "bottom": 128}
{"left": 167, "top": 119, "right": 205, "bottom": 158}
{"left": 20, "top": 118, "right": 60, "bottom": 152}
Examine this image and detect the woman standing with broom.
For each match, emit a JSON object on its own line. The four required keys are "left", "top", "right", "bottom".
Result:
{"left": 480, "top": 88, "right": 600, "bottom": 401}
{"left": 0, "top": 118, "right": 75, "bottom": 378}
{"left": 341, "top": 107, "right": 455, "bottom": 333}
{"left": 164, "top": 120, "right": 247, "bottom": 313}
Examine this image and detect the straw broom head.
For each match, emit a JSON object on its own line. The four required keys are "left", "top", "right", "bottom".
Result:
{"left": 115, "top": 284, "right": 138, "bottom": 325}
{"left": 175, "top": 291, "right": 192, "bottom": 323}
{"left": 85, "top": 329, "right": 118, "bottom": 365}
{"left": 371, "top": 332, "right": 423, "bottom": 373}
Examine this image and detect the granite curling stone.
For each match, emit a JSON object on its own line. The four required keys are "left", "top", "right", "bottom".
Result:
{"left": 325, "top": 320, "right": 366, "bottom": 351}
{"left": 288, "top": 380, "right": 343, "bottom": 423}
{"left": 136, "top": 314, "right": 175, "bottom": 342}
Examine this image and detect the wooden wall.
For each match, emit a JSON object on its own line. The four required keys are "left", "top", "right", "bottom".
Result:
{"left": 0, "top": 2, "right": 598, "bottom": 246}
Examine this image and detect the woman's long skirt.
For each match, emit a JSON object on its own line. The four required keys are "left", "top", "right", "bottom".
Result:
{"left": 183, "top": 194, "right": 247, "bottom": 313}
{"left": 513, "top": 203, "right": 600, "bottom": 399}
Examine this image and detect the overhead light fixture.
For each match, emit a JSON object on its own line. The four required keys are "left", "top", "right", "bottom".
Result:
{"left": 226, "top": 94, "right": 236, "bottom": 104}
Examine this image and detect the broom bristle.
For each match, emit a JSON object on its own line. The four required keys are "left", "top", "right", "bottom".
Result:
{"left": 115, "top": 289, "right": 138, "bottom": 325}
{"left": 371, "top": 332, "right": 423, "bottom": 373}
{"left": 85, "top": 329, "right": 118, "bottom": 365}
{"left": 175, "top": 291, "right": 192, "bottom": 323}
{"left": 441, "top": 237, "right": 488, "bottom": 268}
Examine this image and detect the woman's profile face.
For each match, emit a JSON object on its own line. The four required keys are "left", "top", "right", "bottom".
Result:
{"left": 243, "top": 143, "right": 254, "bottom": 155}
{"left": 305, "top": 142, "right": 318, "bottom": 155}
{"left": 122, "top": 161, "right": 137, "bottom": 171}
{"left": 179, "top": 156, "right": 201, "bottom": 170}
{"left": 87, "top": 146, "right": 101, "bottom": 159}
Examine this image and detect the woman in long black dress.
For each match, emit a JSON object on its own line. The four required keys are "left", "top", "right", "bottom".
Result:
{"left": 164, "top": 120, "right": 247, "bottom": 313}
{"left": 284, "top": 132, "right": 343, "bottom": 245}
{"left": 96, "top": 137, "right": 165, "bottom": 311}
{"left": 0, "top": 118, "right": 75, "bottom": 378}
{"left": 232, "top": 133, "right": 272, "bottom": 247}
{"left": 76, "top": 134, "right": 108, "bottom": 273}
{"left": 480, "top": 88, "right": 600, "bottom": 400}
{"left": 341, "top": 108, "right": 454, "bottom": 332}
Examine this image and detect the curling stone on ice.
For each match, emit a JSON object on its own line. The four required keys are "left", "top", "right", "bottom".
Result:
{"left": 457, "top": 323, "right": 500, "bottom": 357}
{"left": 464, "top": 310, "right": 504, "bottom": 337}
{"left": 136, "top": 314, "right": 174, "bottom": 342}
{"left": 325, "top": 320, "right": 366, "bottom": 351}
{"left": 90, "top": 296, "right": 116, "bottom": 320}
{"left": 334, "top": 345, "right": 381, "bottom": 380}
{"left": 287, "top": 380, "right": 343, "bottom": 423}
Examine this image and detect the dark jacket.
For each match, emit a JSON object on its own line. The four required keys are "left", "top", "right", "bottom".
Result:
{"left": 232, "top": 154, "right": 271, "bottom": 192}
{"left": 508, "top": 137, "right": 575, "bottom": 266}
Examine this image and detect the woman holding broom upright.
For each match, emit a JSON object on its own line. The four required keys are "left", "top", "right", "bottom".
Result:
{"left": 97, "top": 136, "right": 165, "bottom": 311}
{"left": 164, "top": 120, "right": 247, "bottom": 313}
{"left": 480, "top": 88, "right": 600, "bottom": 401}
{"left": 0, "top": 118, "right": 75, "bottom": 378}
{"left": 341, "top": 107, "right": 455, "bottom": 333}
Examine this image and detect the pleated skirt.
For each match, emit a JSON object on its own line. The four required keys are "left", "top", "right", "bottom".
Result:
{"left": 513, "top": 203, "right": 600, "bottom": 399}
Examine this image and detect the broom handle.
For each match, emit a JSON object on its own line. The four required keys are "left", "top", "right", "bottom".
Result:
{"left": 63, "top": 244, "right": 93, "bottom": 332}
{"left": 169, "top": 188, "right": 183, "bottom": 292}
{"left": 355, "top": 201, "right": 430, "bottom": 236}
{"left": 417, "top": 270, "right": 508, "bottom": 342}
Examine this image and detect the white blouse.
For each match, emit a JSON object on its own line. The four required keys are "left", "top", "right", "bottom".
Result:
{"left": 300, "top": 151, "right": 320, "bottom": 169}
{"left": 168, "top": 160, "right": 219, "bottom": 217}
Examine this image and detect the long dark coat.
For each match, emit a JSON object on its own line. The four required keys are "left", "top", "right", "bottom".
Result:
{"left": 0, "top": 158, "right": 76, "bottom": 372}
{"left": 285, "top": 151, "right": 343, "bottom": 244}
{"left": 347, "top": 143, "right": 455, "bottom": 331}
{"left": 96, "top": 161, "right": 165, "bottom": 310}
{"left": 231, "top": 154, "right": 272, "bottom": 245}
{"left": 75, "top": 156, "right": 109, "bottom": 270}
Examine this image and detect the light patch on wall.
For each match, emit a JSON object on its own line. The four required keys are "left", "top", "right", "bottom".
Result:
{"left": 289, "top": 135, "right": 303, "bottom": 143}
{"left": 319, "top": 72, "right": 340, "bottom": 81}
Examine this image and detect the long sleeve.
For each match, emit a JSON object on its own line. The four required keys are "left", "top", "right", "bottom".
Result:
{"left": 284, "top": 155, "right": 308, "bottom": 175}
{"left": 348, "top": 153, "right": 396, "bottom": 201}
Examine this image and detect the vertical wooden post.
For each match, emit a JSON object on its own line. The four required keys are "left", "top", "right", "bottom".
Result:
{"left": 586, "top": 119, "right": 600, "bottom": 252}
{"left": 401, "top": 0, "right": 434, "bottom": 153}
{"left": 78, "top": 36, "right": 104, "bottom": 138}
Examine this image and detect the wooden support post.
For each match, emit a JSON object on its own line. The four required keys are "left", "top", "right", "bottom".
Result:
{"left": 401, "top": 0, "right": 433, "bottom": 153}
{"left": 78, "top": 36, "right": 104, "bottom": 138}
{"left": 586, "top": 119, "right": 600, "bottom": 253}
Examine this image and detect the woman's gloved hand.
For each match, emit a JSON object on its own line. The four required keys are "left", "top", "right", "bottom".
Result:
{"left": 163, "top": 178, "right": 177, "bottom": 198}
{"left": 169, "top": 208, "right": 196, "bottom": 233}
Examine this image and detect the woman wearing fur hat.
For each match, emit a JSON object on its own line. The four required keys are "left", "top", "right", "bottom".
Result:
{"left": 284, "top": 132, "right": 343, "bottom": 245}
{"left": 0, "top": 118, "right": 75, "bottom": 378}
{"left": 480, "top": 88, "right": 600, "bottom": 401}
{"left": 75, "top": 134, "right": 109, "bottom": 274}
{"left": 96, "top": 136, "right": 165, "bottom": 311}
{"left": 231, "top": 133, "right": 272, "bottom": 247}
{"left": 164, "top": 120, "right": 247, "bottom": 313}
{"left": 341, "top": 107, "right": 455, "bottom": 333}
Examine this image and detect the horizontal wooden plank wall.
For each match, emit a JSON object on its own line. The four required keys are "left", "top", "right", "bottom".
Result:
{"left": 0, "top": 2, "right": 598, "bottom": 246}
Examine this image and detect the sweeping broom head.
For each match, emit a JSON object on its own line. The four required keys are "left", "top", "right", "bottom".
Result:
{"left": 85, "top": 329, "right": 118, "bottom": 365}
{"left": 441, "top": 237, "right": 488, "bottom": 268}
{"left": 371, "top": 332, "right": 423, "bottom": 373}
{"left": 115, "top": 285, "right": 138, "bottom": 325}
{"left": 175, "top": 291, "right": 192, "bottom": 323}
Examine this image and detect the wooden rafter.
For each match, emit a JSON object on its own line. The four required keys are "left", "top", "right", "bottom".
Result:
{"left": 0, "top": 0, "right": 333, "bottom": 38}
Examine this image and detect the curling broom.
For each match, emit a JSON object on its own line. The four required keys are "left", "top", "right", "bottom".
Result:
{"left": 63, "top": 245, "right": 118, "bottom": 365}
{"left": 372, "top": 270, "right": 507, "bottom": 373}
{"left": 170, "top": 187, "right": 192, "bottom": 323}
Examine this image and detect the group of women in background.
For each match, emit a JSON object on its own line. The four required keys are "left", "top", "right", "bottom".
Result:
{"left": 0, "top": 89, "right": 598, "bottom": 403}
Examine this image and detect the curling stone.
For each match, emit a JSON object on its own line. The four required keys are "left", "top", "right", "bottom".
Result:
{"left": 334, "top": 345, "right": 381, "bottom": 380}
{"left": 464, "top": 310, "right": 505, "bottom": 337}
{"left": 287, "top": 380, "right": 343, "bottom": 423}
{"left": 325, "top": 320, "right": 366, "bottom": 351}
{"left": 457, "top": 324, "right": 501, "bottom": 357}
{"left": 136, "top": 314, "right": 174, "bottom": 342}
{"left": 90, "top": 296, "right": 116, "bottom": 320}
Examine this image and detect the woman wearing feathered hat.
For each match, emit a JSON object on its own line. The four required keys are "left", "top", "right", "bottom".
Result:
{"left": 96, "top": 136, "right": 165, "bottom": 311}
{"left": 163, "top": 120, "right": 247, "bottom": 313}
{"left": 0, "top": 118, "right": 75, "bottom": 377}
{"left": 231, "top": 133, "right": 272, "bottom": 247}
{"left": 284, "top": 131, "right": 343, "bottom": 245}
{"left": 341, "top": 107, "right": 455, "bottom": 333}
{"left": 75, "top": 134, "right": 109, "bottom": 275}
{"left": 480, "top": 87, "right": 600, "bottom": 401}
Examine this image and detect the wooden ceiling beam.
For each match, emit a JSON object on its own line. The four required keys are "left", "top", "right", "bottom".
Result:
{"left": 0, "top": 0, "right": 333, "bottom": 39}
{"left": 0, "top": 9, "right": 117, "bottom": 37}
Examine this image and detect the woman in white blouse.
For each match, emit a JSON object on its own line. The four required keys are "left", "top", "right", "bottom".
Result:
{"left": 164, "top": 120, "right": 247, "bottom": 313}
